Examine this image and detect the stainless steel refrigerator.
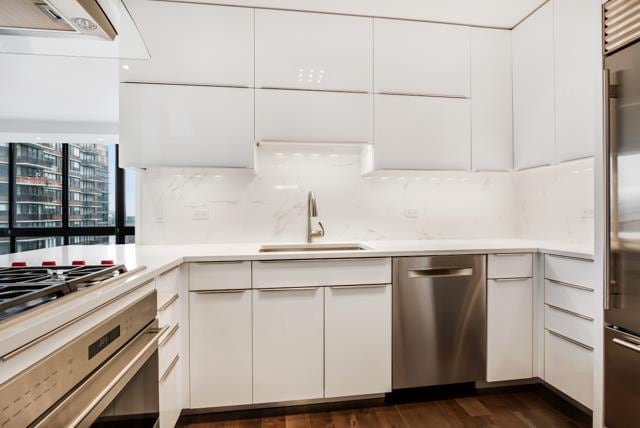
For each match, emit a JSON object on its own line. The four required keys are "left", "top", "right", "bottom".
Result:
{"left": 604, "top": 20, "right": 640, "bottom": 428}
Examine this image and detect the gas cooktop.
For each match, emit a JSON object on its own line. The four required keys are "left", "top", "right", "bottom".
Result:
{"left": 0, "top": 264, "right": 128, "bottom": 322}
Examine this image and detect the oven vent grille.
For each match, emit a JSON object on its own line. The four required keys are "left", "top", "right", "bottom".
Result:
{"left": 605, "top": 0, "right": 640, "bottom": 54}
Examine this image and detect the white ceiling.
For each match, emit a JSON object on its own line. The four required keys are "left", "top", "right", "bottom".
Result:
{"left": 174, "top": 0, "right": 548, "bottom": 29}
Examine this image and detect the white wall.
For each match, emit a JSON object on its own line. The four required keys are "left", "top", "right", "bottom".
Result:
{"left": 137, "top": 143, "right": 595, "bottom": 246}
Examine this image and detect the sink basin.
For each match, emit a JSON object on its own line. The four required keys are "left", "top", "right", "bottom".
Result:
{"left": 258, "top": 243, "right": 369, "bottom": 253}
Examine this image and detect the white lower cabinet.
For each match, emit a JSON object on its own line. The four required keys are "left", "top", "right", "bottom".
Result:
{"left": 487, "top": 278, "right": 533, "bottom": 382}
{"left": 159, "top": 353, "right": 182, "bottom": 427}
{"left": 324, "top": 284, "right": 392, "bottom": 398}
{"left": 544, "top": 330, "right": 593, "bottom": 409}
{"left": 189, "top": 290, "right": 252, "bottom": 408}
{"left": 253, "top": 287, "right": 324, "bottom": 403}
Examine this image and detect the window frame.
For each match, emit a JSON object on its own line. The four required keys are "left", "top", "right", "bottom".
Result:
{"left": 0, "top": 144, "right": 134, "bottom": 253}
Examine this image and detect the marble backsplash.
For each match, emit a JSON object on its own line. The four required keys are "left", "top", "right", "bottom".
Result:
{"left": 137, "top": 143, "right": 593, "bottom": 247}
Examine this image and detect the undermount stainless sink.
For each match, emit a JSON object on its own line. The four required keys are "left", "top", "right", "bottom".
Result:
{"left": 258, "top": 243, "right": 369, "bottom": 253}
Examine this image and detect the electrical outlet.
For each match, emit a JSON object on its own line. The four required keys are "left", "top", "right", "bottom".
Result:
{"left": 192, "top": 207, "right": 210, "bottom": 221}
{"left": 405, "top": 208, "right": 418, "bottom": 218}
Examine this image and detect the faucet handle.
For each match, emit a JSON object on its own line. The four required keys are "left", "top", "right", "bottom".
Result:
{"left": 317, "top": 221, "right": 325, "bottom": 237}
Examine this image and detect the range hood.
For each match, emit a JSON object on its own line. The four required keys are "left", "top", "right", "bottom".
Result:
{"left": 0, "top": 0, "right": 117, "bottom": 40}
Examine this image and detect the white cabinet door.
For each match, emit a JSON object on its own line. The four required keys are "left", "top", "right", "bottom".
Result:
{"left": 553, "top": 0, "right": 600, "bottom": 162}
{"left": 487, "top": 279, "right": 533, "bottom": 382}
{"left": 255, "top": 10, "right": 372, "bottom": 92}
{"left": 253, "top": 288, "right": 324, "bottom": 403}
{"left": 121, "top": 0, "right": 254, "bottom": 86}
{"left": 471, "top": 28, "right": 513, "bottom": 172}
{"left": 324, "top": 284, "right": 392, "bottom": 397}
{"left": 374, "top": 19, "right": 470, "bottom": 97}
{"left": 512, "top": 2, "right": 555, "bottom": 170}
{"left": 373, "top": 94, "right": 471, "bottom": 171}
{"left": 119, "top": 83, "right": 254, "bottom": 168}
{"left": 159, "top": 353, "right": 182, "bottom": 428}
{"left": 189, "top": 290, "right": 252, "bottom": 408}
{"left": 255, "top": 89, "right": 373, "bottom": 143}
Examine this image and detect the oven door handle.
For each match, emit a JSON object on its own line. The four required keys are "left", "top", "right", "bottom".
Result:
{"left": 33, "top": 322, "right": 168, "bottom": 428}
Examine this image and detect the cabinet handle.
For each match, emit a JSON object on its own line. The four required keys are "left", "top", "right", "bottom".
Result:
{"left": 192, "top": 289, "right": 249, "bottom": 294}
{"left": 330, "top": 284, "right": 387, "bottom": 290}
{"left": 159, "top": 265, "right": 180, "bottom": 277}
{"left": 546, "top": 304, "right": 594, "bottom": 321}
{"left": 492, "top": 253, "right": 526, "bottom": 257}
{"left": 159, "top": 323, "right": 180, "bottom": 347}
{"left": 613, "top": 337, "right": 640, "bottom": 354}
{"left": 546, "top": 329, "right": 593, "bottom": 351}
{"left": 547, "top": 278, "right": 593, "bottom": 292}
{"left": 378, "top": 91, "right": 468, "bottom": 99}
{"left": 258, "top": 287, "right": 319, "bottom": 292}
{"left": 408, "top": 267, "right": 472, "bottom": 278}
{"left": 256, "top": 258, "right": 386, "bottom": 264}
{"left": 492, "top": 277, "right": 530, "bottom": 282}
{"left": 160, "top": 355, "right": 180, "bottom": 382}
{"left": 158, "top": 293, "right": 179, "bottom": 312}
{"left": 193, "top": 260, "right": 246, "bottom": 265}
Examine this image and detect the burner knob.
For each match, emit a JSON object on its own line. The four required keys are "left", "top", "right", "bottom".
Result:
{"left": 101, "top": 260, "right": 115, "bottom": 265}
{"left": 11, "top": 261, "right": 27, "bottom": 267}
{"left": 42, "top": 261, "right": 57, "bottom": 267}
{"left": 72, "top": 260, "right": 86, "bottom": 266}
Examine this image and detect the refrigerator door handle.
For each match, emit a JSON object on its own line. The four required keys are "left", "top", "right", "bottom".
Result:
{"left": 613, "top": 337, "right": 640, "bottom": 354}
{"left": 604, "top": 67, "right": 612, "bottom": 311}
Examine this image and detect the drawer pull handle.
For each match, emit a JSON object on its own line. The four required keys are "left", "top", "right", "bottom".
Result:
{"left": 330, "top": 284, "right": 387, "bottom": 290}
{"left": 493, "top": 277, "right": 530, "bottom": 282}
{"left": 546, "top": 304, "right": 594, "bottom": 321}
{"left": 258, "top": 287, "right": 319, "bottom": 292}
{"left": 492, "top": 253, "right": 527, "bottom": 257}
{"left": 547, "top": 329, "right": 593, "bottom": 351}
{"left": 408, "top": 267, "right": 472, "bottom": 278}
{"left": 192, "top": 289, "right": 249, "bottom": 294}
{"left": 159, "top": 324, "right": 180, "bottom": 347}
{"left": 547, "top": 279, "right": 593, "bottom": 292}
{"left": 159, "top": 265, "right": 180, "bottom": 277}
{"left": 613, "top": 338, "right": 640, "bottom": 354}
{"left": 158, "top": 293, "right": 179, "bottom": 312}
{"left": 193, "top": 260, "right": 246, "bottom": 265}
{"left": 160, "top": 355, "right": 180, "bottom": 382}
{"left": 256, "top": 258, "right": 386, "bottom": 264}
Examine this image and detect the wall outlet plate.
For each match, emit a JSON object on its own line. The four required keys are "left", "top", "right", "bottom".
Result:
{"left": 192, "top": 207, "right": 210, "bottom": 221}
{"left": 405, "top": 208, "right": 418, "bottom": 218}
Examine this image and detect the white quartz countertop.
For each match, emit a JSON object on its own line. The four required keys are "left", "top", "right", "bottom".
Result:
{"left": 0, "top": 239, "right": 594, "bottom": 277}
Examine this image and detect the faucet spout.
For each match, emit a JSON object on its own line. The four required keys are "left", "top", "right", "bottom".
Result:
{"left": 306, "top": 191, "right": 325, "bottom": 243}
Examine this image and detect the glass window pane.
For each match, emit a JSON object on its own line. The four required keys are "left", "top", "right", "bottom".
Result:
{"left": 125, "top": 235, "right": 135, "bottom": 244}
{"left": 0, "top": 238, "right": 9, "bottom": 255}
{"left": 125, "top": 169, "right": 136, "bottom": 227}
{"left": 15, "top": 236, "right": 63, "bottom": 252}
{"left": 0, "top": 144, "right": 8, "bottom": 228}
{"left": 14, "top": 143, "right": 63, "bottom": 228}
{"left": 68, "top": 144, "right": 115, "bottom": 227}
{"left": 69, "top": 235, "right": 115, "bottom": 245}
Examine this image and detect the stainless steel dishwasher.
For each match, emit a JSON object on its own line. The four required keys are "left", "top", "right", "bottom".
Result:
{"left": 392, "top": 255, "right": 486, "bottom": 389}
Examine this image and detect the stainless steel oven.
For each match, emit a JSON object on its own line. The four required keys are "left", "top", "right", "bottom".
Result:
{"left": 0, "top": 290, "right": 163, "bottom": 428}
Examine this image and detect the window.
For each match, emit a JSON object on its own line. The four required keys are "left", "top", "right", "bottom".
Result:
{"left": 0, "top": 143, "right": 135, "bottom": 254}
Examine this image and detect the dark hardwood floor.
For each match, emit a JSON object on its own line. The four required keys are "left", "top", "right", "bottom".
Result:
{"left": 177, "top": 385, "right": 591, "bottom": 428}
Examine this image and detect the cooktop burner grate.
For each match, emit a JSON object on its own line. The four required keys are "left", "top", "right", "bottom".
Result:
{"left": 0, "top": 264, "right": 128, "bottom": 322}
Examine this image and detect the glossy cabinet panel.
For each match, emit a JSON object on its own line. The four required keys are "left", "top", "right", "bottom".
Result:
{"left": 119, "top": 83, "right": 254, "bottom": 168}
{"left": 255, "top": 89, "right": 373, "bottom": 143}
{"left": 121, "top": 0, "right": 254, "bottom": 86}
{"left": 189, "top": 261, "right": 252, "bottom": 291}
{"left": 255, "top": 10, "right": 372, "bottom": 92}
{"left": 374, "top": 19, "right": 470, "bottom": 97}
{"left": 471, "top": 28, "right": 513, "bottom": 171}
{"left": 324, "top": 284, "right": 392, "bottom": 397}
{"left": 373, "top": 94, "right": 471, "bottom": 171}
{"left": 512, "top": 1, "right": 555, "bottom": 170}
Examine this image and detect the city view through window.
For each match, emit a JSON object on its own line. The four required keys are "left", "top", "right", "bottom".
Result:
{"left": 0, "top": 143, "right": 135, "bottom": 254}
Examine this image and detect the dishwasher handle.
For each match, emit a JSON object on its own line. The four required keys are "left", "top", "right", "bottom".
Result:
{"left": 407, "top": 267, "right": 473, "bottom": 278}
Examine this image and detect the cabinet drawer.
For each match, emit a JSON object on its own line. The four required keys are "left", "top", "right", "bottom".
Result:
{"left": 157, "top": 292, "right": 180, "bottom": 328}
{"left": 545, "top": 279, "right": 595, "bottom": 318}
{"left": 157, "top": 266, "right": 180, "bottom": 309}
{"left": 252, "top": 258, "right": 391, "bottom": 289}
{"left": 544, "top": 330, "right": 593, "bottom": 409}
{"left": 544, "top": 255, "right": 596, "bottom": 289}
{"left": 488, "top": 253, "right": 533, "bottom": 279}
{"left": 159, "top": 352, "right": 182, "bottom": 428}
{"left": 189, "top": 261, "right": 251, "bottom": 291}
{"left": 545, "top": 305, "right": 594, "bottom": 348}
{"left": 159, "top": 323, "right": 181, "bottom": 376}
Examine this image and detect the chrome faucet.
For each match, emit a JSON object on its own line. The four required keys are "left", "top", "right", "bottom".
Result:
{"left": 306, "top": 191, "right": 325, "bottom": 243}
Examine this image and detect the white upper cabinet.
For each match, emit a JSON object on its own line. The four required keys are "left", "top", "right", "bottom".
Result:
{"left": 255, "top": 10, "right": 373, "bottom": 92}
{"left": 119, "top": 83, "right": 254, "bottom": 168}
{"left": 373, "top": 19, "right": 470, "bottom": 97}
{"left": 255, "top": 89, "right": 373, "bottom": 143}
{"left": 512, "top": 2, "right": 555, "bottom": 170}
{"left": 371, "top": 95, "right": 471, "bottom": 171}
{"left": 471, "top": 28, "right": 513, "bottom": 172}
{"left": 121, "top": 0, "right": 254, "bottom": 86}
{"left": 553, "top": 0, "right": 600, "bottom": 163}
